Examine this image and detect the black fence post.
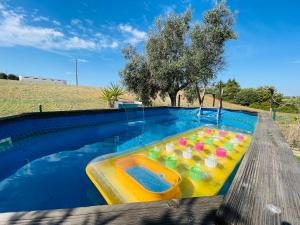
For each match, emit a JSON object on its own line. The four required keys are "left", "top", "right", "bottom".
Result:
{"left": 272, "top": 108, "right": 277, "bottom": 121}
{"left": 39, "top": 104, "right": 43, "bottom": 112}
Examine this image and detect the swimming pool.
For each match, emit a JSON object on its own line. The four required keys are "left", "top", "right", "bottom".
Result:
{"left": 0, "top": 107, "right": 257, "bottom": 212}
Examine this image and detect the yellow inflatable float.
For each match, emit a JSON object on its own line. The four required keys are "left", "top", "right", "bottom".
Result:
{"left": 86, "top": 126, "right": 252, "bottom": 205}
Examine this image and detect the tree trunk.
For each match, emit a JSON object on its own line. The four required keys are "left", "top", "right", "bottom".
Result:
{"left": 220, "top": 96, "right": 223, "bottom": 110}
{"left": 201, "top": 89, "right": 206, "bottom": 106}
{"left": 169, "top": 92, "right": 177, "bottom": 107}
{"left": 196, "top": 85, "right": 202, "bottom": 106}
{"left": 212, "top": 94, "right": 216, "bottom": 107}
{"left": 219, "top": 87, "right": 223, "bottom": 110}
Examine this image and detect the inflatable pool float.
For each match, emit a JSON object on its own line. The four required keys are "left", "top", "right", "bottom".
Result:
{"left": 86, "top": 127, "right": 252, "bottom": 204}
{"left": 115, "top": 155, "right": 181, "bottom": 202}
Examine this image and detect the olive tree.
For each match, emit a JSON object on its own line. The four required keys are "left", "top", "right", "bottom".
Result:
{"left": 146, "top": 10, "right": 192, "bottom": 106}
{"left": 119, "top": 45, "right": 158, "bottom": 106}
{"left": 186, "top": 1, "right": 237, "bottom": 106}
{"left": 120, "top": 1, "right": 236, "bottom": 107}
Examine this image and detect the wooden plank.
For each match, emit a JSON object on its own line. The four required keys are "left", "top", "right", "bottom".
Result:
{"left": 0, "top": 196, "right": 223, "bottom": 225}
{"left": 217, "top": 113, "right": 300, "bottom": 224}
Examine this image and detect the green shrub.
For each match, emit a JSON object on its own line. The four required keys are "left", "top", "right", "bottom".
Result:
{"left": 277, "top": 103, "right": 299, "bottom": 113}
{"left": 0, "top": 73, "right": 8, "bottom": 79}
{"left": 249, "top": 102, "right": 270, "bottom": 110}
{"left": 7, "top": 74, "right": 19, "bottom": 80}
{"left": 100, "top": 83, "right": 125, "bottom": 108}
{"left": 232, "top": 86, "right": 283, "bottom": 108}
{"left": 234, "top": 88, "right": 260, "bottom": 106}
{"left": 222, "top": 79, "right": 240, "bottom": 101}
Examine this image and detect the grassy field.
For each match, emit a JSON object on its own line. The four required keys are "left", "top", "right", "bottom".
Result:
{"left": 275, "top": 112, "right": 300, "bottom": 152}
{"left": 0, "top": 79, "right": 254, "bottom": 117}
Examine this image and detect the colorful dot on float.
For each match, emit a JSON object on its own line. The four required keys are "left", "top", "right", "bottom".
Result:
{"left": 165, "top": 156, "right": 177, "bottom": 169}
{"left": 189, "top": 166, "right": 205, "bottom": 181}
{"left": 219, "top": 130, "right": 228, "bottom": 136}
{"left": 148, "top": 147, "right": 160, "bottom": 160}
{"left": 205, "top": 128, "right": 213, "bottom": 134}
{"left": 195, "top": 143, "right": 204, "bottom": 152}
{"left": 188, "top": 134, "right": 197, "bottom": 142}
{"left": 179, "top": 138, "right": 187, "bottom": 146}
{"left": 205, "top": 155, "right": 217, "bottom": 168}
{"left": 182, "top": 148, "right": 193, "bottom": 159}
{"left": 236, "top": 134, "right": 244, "bottom": 140}
{"left": 224, "top": 142, "right": 234, "bottom": 151}
{"left": 216, "top": 148, "right": 227, "bottom": 158}
{"left": 205, "top": 137, "right": 214, "bottom": 145}
{"left": 166, "top": 143, "right": 174, "bottom": 152}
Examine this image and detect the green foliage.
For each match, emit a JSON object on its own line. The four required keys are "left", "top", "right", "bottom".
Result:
{"left": 120, "top": 1, "right": 236, "bottom": 107}
{"left": 222, "top": 79, "right": 240, "bottom": 101}
{"left": 119, "top": 45, "right": 157, "bottom": 106}
{"left": 184, "top": 85, "right": 198, "bottom": 104}
{"left": 282, "top": 97, "right": 300, "bottom": 112}
{"left": 0, "top": 73, "right": 8, "bottom": 80}
{"left": 277, "top": 104, "right": 299, "bottom": 113}
{"left": 189, "top": 2, "right": 236, "bottom": 81}
{"left": 249, "top": 102, "right": 270, "bottom": 110}
{"left": 185, "top": 2, "right": 236, "bottom": 105}
{"left": 217, "top": 80, "right": 284, "bottom": 110}
{"left": 234, "top": 88, "right": 260, "bottom": 106}
{"left": 0, "top": 72, "right": 19, "bottom": 80}
{"left": 247, "top": 95, "right": 299, "bottom": 113}
{"left": 7, "top": 74, "right": 19, "bottom": 80}
{"left": 146, "top": 9, "right": 192, "bottom": 106}
{"left": 212, "top": 80, "right": 225, "bottom": 99}
{"left": 100, "top": 83, "right": 124, "bottom": 108}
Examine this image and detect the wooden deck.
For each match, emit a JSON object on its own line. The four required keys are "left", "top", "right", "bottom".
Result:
{"left": 0, "top": 196, "right": 223, "bottom": 225}
{"left": 0, "top": 112, "right": 299, "bottom": 224}
{"left": 217, "top": 113, "right": 300, "bottom": 224}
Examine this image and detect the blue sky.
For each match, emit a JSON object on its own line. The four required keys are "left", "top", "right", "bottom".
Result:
{"left": 0, "top": 0, "right": 299, "bottom": 96}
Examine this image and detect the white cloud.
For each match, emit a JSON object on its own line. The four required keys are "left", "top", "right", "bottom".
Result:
{"left": 119, "top": 24, "right": 146, "bottom": 44}
{"left": 70, "top": 18, "right": 81, "bottom": 25}
{"left": 111, "top": 41, "right": 119, "bottom": 48}
{"left": 0, "top": 5, "right": 118, "bottom": 52}
{"left": 52, "top": 20, "right": 61, "bottom": 26}
{"left": 77, "top": 58, "right": 88, "bottom": 63}
{"left": 85, "top": 19, "right": 93, "bottom": 26}
{"left": 33, "top": 16, "right": 49, "bottom": 22}
{"left": 0, "top": 9, "right": 64, "bottom": 48}
{"left": 102, "top": 40, "right": 118, "bottom": 48}
{"left": 61, "top": 36, "right": 97, "bottom": 50}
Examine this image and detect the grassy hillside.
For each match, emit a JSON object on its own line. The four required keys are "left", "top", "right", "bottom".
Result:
{"left": 0, "top": 79, "right": 254, "bottom": 116}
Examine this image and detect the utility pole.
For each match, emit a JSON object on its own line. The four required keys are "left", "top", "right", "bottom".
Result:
{"left": 75, "top": 59, "right": 78, "bottom": 86}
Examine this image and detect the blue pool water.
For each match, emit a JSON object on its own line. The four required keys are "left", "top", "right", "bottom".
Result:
{"left": 126, "top": 166, "right": 172, "bottom": 192}
{"left": 0, "top": 108, "right": 257, "bottom": 212}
